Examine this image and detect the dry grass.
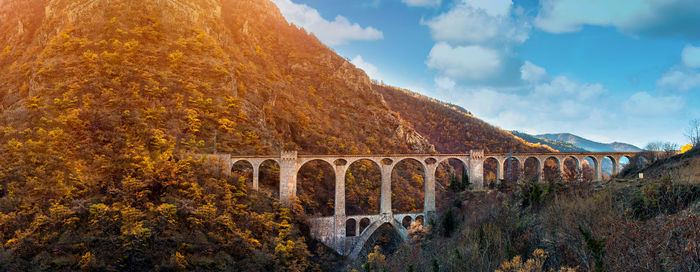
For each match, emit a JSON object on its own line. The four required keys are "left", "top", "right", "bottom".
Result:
{"left": 356, "top": 176, "right": 700, "bottom": 272}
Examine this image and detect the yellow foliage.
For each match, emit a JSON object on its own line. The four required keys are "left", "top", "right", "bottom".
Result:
{"left": 173, "top": 251, "right": 188, "bottom": 270}
{"left": 78, "top": 252, "right": 94, "bottom": 269}
{"left": 496, "top": 249, "right": 577, "bottom": 272}
{"left": 680, "top": 143, "right": 693, "bottom": 154}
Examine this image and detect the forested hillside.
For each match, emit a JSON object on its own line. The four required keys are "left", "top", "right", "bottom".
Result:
{"left": 0, "top": 0, "right": 440, "bottom": 269}
{"left": 377, "top": 85, "right": 554, "bottom": 154}
{"left": 0, "top": 0, "right": 434, "bottom": 156}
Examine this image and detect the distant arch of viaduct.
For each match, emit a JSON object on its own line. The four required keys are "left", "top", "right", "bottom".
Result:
{"left": 198, "top": 150, "right": 640, "bottom": 258}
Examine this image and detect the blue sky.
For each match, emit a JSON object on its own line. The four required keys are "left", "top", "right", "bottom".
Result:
{"left": 270, "top": 0, "right": 700, "bottom": 148}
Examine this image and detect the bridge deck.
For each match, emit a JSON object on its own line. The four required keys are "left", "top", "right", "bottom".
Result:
{"left": 227, "top": 151, "right": 640, "bottom": 159}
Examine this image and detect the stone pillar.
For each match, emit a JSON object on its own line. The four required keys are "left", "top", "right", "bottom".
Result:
{"left": 252, "top": 162, "right": 260, "bottom": 190}
{"left": 469, "top": 150, "right": 484, "bottom": 190}
{"left": 513, "top": 157, "right": 524, "bottom": 181}
{"left": 223, "top": 155, "right": 233, "bottom": 176}
{"left": 334, "top": 164, "right": 349, "bottom": 217}
{"left": 576, "top": 160, "right": 583, "bottom": 181}
{"left": 595, "top": 157, "right": 602, "bottom": 181}
{"left": 557, "top": 157, "right": 564, "bottom": 179}
{"left": 380, "top": 163, "right": 393, "bottom": 214}
{"left": 612, "top": 156, "right": 620, "bottom": 176}
{"left": 538, "top": 157, "right": 546, "bottom": 182}
{"left": 424, "top": 164, "right": 438, "bottom": 214}
{"left": 497, "top": 158, "right": 504, "bottom": 181}
{"left": 279, "top": 151, "right": 298, "bottom": 205}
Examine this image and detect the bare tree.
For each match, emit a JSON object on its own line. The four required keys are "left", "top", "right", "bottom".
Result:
{"left": 644, "top": 141, "right": 679, "bottom": 161}
{"left": 686, "top": 119, "right": 700, "bottom": 146}
{"left": 644, "top": 141, "right": 662, "bottom": 152}
{"left": 662, "top": 142, "right": 679, "bottom": 157}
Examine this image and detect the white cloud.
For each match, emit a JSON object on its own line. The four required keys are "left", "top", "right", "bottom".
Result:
{"left": 350, "top": 55, "right": 381, "bottom": 80}
{"left": 426, "top": 43, "right": 501, "bottom": 81}
{"left": 534, "top": 76, "right": 607, "bottom": 101}
{"left": 270, "top": 0, "right": 383, "bottom": 46}
{"left": 623, "top": 92, "right": 685, "bottom": 116}
{"left": 402, "top": 0, "right": 441, "bottom": 7}
{"left": 463, "top": 0, "right": 512, "bottom": 17}
{"left": 422, "top": 69, "right": 689, "bottom": 147}
{"left": 434, "top": 76, "right": 456, "bottom": 90}
{"left": 682, "top": 44, "right": 700, "bottom": 68}
{"left": 656, "top": 68, "right": 700, "bottom": 91}
{"left": 422, "top": 0, "right": 529, "bottom": 44}
{"left": 534, "top": 0, "right": 700, "bottom": 39}
{"left": 520, "top": 61, "right": 548, "bottom": 83}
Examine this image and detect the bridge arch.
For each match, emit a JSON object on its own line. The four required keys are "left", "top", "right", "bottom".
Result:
{"left": 543, "top": 156, "right": 561, "bottom": 182}
{"left": 523, "top": 157, "right": 541, "bottom": 181}
{"left": 359, "top": 218, "right": 370, "bottom": 234}
{"left": 600, "top": 156, "right": 616, "bottom": 179}
{"left": 349, "top": 220, "right": 407, "bottom": 259}
{"left": 484, "top": 157, "right": 502, "bottom": 185}
{"left": 346, "top": 218, "right": 357, "bottom": 237}
{"left": 345, "top": 159, "right": 382, "bottom": 216}
{"left": 583, "top": 156, "right": 599, "bottom": 181}
{"left": 435, "top": 158, "right": 469, "bottom": 207}
{"left": 562, "top": 156, "right": 580, "bottom": 181}
{"left": 617, "top": 156, "right": 632, "bottom": 175}
{"left": 296, "top": 159, "right": 336, "bottom": 216}
{"left": 401, "top": 216, "right": 412, "bottom": 228}
{"left": 231, "top": 160, "right": 254, "bottom": 187}
{"left": 391, "top": 158, "right": 426, "bottom": 213}
{"left": 259, "top": 159, "right": 280, "bottom": 198}
{"left": 503, "top": 157, "right": 521, "bottom": 183}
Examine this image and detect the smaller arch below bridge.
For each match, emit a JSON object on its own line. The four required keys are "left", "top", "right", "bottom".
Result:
{"left": 348, "top": 217, "right": 408, "bottom": 259}
{"left": 359, "top": 217, "right": 371, "bottom": 235}
{"left": 401, "top": 216, "right": 412, "bottom": 229}
{"left": 346, "top": 218, "right": 357, "bottom": 237}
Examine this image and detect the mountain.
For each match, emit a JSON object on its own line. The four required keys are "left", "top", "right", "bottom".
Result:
{"left": 377, "top": 85, "right": 554, "bottom": 153}
{"left": 0, "top": 0, "right": 435, "bottom": 156}
{"left": 510, "top": 131, "right": 587, "bottom": 152}
{"left": 536, "top": 133, "right": 641, "bottom": 152}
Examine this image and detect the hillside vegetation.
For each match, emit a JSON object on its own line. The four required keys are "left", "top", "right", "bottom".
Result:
{"left": 363, "top": 176, "right": 700, "bottom": 272}
{"left": 0, "top": 0, "right": 434, "bottom": 157}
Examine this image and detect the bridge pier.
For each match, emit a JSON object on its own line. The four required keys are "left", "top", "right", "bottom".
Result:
{"left": 594, "top": 156, "right": 602, "bottom": 181}
{"left": 279, "top": 151, "right": 298, "bottom": 204}
{"left": 469, "top": 150, "right": 484, "bottom": 190}
{"left": 252, "top": 162, "right": 260, "bottom": 190}
{"left": 424, "top": 163, "right": 438, "bottom": 216}
{"left": 334, "top": 163, "right": 348, "bottom": 217}
{"left": 380, "top": 162, "right": 393, "bottom": 214}
{"left": 496, "top": 158, "right": 504, "bottom": 181}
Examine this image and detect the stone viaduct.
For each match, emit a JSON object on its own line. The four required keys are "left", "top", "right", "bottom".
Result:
{"left": 198, "top": 150, "right": 640, "bottom": 258}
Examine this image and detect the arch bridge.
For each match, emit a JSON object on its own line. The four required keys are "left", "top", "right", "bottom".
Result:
{"left": 197, "top": 150, "right": 641, "bottom": 258}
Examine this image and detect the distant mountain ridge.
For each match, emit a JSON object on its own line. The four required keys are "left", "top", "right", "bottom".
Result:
{"left": 510, "top": 131, "right": 587, "bottom": 152}
{"left": 536, "top": 133, "right": 642, "bottom": 152}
